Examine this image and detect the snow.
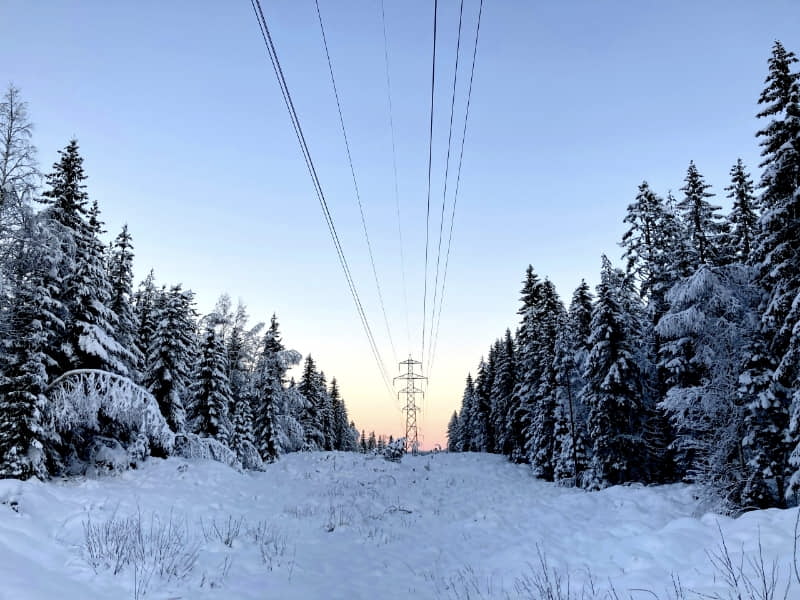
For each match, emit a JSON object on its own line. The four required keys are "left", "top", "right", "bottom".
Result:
{"left": 0, "top": 452, "right": 798, "bottom": 599}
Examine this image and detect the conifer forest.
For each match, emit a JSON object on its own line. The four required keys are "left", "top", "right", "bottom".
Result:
{"left": 2, "top": 4, "right": 800, "bottom": 598}
{"left": 447, "top": 40, "right": 800, "bottom": 514}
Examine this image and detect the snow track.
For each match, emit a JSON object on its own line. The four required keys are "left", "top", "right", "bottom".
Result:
{"left": 0, "top": 452, "right": 797, "bottom": 599}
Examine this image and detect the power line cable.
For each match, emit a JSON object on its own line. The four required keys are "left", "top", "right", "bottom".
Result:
{"left": 428, "top": 0, "right": 484, "bottom": 380}
{"left": 427, "top": 0, "right": 465, "bottom": 377}
{"left": 314, "top": 0, "right": 398, "bottom": 367}
{"left": 250, "top": 0, "right": 394, "bottom": 399}
{"left": 420, "top": 0, "right": 439, "bottom": 372}
{"left": 379, "top": 0, "right": 411, "bottom": 355}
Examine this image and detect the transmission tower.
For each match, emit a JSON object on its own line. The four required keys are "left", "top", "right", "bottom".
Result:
{"left": 394, "top": 356, "right": 426, "bottom": 453}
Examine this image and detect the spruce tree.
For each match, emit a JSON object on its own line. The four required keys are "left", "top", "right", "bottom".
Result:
{"left": 189, "top": 326, "right": 233, "bottom": 444}
{"left": 746, "top": 41, "right": 800, "bottom": 503}
{"left": 108, "top": 224, "right": 142, "bottom": 378}
{"left": 677, "top": 161, "right": 725, "bottom": 267}
{"left": 298, "top": 355, "right": 325, "bottom": 449}
{"left": 582, "top": 257, "right": 647, "bottom": 488}
{"left": 725, "top": 159, "right": 758, "bottom": 263}
{"left": 457, "top": 373, "right": 477, "bottom": 451}
{"left": 447, "top": 411, "right": 460, "bottom": 452}
{"left": 329, "top": 377, "right": 349, "bottom": 451}
{"left": 144, "top": 285, "right": 196, "bottom": 432}
{"left": 490, "top": 330, "right": 516, "bottom": 455}
{"left": 552, "top": 282, "right": 594, "bottom": 486}
{"left": 39, "top": 140, "right": 128, "bottom": 375}
{"left": 0, "top": 220, "right": 62, "bottom": 479}
{"left": 472, "top": 354, "right": 494, "bottom": 452}
{"left": 253, "top": 315, "right": 284, "bottom": 461}
{"left": 523, "top": 279, "right": 564, "bottom": 479}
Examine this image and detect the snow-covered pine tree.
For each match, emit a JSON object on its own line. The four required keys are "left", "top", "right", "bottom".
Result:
{"left": 745, "top": 40, "right": 800, "bottom": 504}
{"left": 582, "top": 256, "right": 647, "bottom": 489}
{"left": 317, "top": 371, "right": 334, "bottom": 451}
{"left": 725, "top": 159, "right": 759, "bottom": 263}
{"left": 298, "top": 355, "right": 325, "bottom": 450}
{"left": 523, "top": 279, "right": 565, "bottom": 479}
{"left": 189, "top": 325, "right": 232, "bottom": 445}
{"left": 0, "top": 219, "right": 62, "bottom": 479}
{"left": 470, "top": 340, "right": 500, "bottom": 452}
{"left": 133, "top": 270, "right": 161, "bottom": 364}
{"left": 457, "top": 373, "right": 477, "bottom": 451}
{"left": 507, "top": 266, "right": 542, "bottom": 460}
{"left": 621, "top": 182, "right": 689, "bottom": 314}
{"left": 39, "top": 141, "right": 128, "bottom": 375}
{"left": 144, "top": 285, "right": 196, "bottom": 433}
{"left": 677, "top": 161, "right": 726, "bottom": 267}
{"left": 230, "top": 393, "right": 258, "bottom": 463}
{"left": 108, "top": 224, "right": 142, "bottom": 379}
{"left": 447, "top": 411, "right": 460, "bottom": 452}
{"left": 552, "top": 281, "right": 593, "bottom": 486}
{"left": 252, "top": 314, "right": 284, "bottom": 461}
{"left": 329, "top": 377, "right": 349, "bottom": 451}
{"left": 490, "top": 330, "right": 516, "bottom": 455}
{"left": 471, "top": 357, "right": 491, "bottom": 451}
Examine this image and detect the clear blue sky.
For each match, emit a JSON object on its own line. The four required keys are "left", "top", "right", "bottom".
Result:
{"left": 2, "top": 1, "right": 798, "bottom": 447}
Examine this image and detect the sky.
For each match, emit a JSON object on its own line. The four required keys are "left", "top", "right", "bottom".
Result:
{"left": 1, "top": 1, "right": 799, "bottom": 449}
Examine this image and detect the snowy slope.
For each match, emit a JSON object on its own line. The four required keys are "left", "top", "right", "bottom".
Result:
{"left": 0, "top": 452, "right": 797, "bottom": 599}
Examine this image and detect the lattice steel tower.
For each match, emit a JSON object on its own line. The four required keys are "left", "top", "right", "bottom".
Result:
{"left": 395, "top": 356, "right": 426, "bottom": 453}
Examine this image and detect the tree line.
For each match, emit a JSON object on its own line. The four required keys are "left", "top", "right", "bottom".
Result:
{"left": 448, "top": 41, "right": 800, "bottom": 513}
{"left": 0, "top": 88, "right": 360, "bottom": 480}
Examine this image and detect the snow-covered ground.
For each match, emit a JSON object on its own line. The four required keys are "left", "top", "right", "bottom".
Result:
{"left": 0, "top": 452, "right": 797, "bottom": 599}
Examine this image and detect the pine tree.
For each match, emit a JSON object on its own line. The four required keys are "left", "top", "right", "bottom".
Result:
{"left": 298, "top": 355, "right": 325, "bottom": 449}
{"left": 507, "top": 266, "right": 543, "bottom": 459}
{"left": 457, "top": 373, "right": 477, "bottom": 451}
{"left": 253, "top": 315, "right": 284, "bottom": 461}
{"left": 317, "top": 371, "right": 334, "bottom": 451}
{"left": 0, "top": 220, "right": 62, "bottom": 479}
{"left": 621, "top": 182, "right": 688, "bottom": 310}
{"left": 725, "top": 159, "right": 758, "bottom": 263}
{"left": 745, "top": 41, "right": 800, "bottom": 503}
{"left": 447, "top": 411, "right": 460, "bottom": 452}
{"left": 472, "top": 354, "right": 494, "bottom": 452}
{"left": 523, "top": 279, "right": 564, "bottom": 479}
{"left": 231, "top": 395, "right": 257, "bottom": 458}
{"left": 329, "top": 377, "right": 349, "bottom": 451}
{"left": 582, "top": 257, "right": 647, "bottom": 488}
{"left": 144, "top": 285, "right": 196, "bottom": 432}
{"left": 677, "top": 161, "right": 726, "bottom": 267}
{"left": 133, "top": 270, "right": 161, "bottom": 364}
{"left": 552, "top": 282, "right": 594, "bottom": 486}
{"left": 189, "top": 326, "right": 232, "bottom": 444}
{"left": 490, "top": 330, "right": 516, "bottom": 455}
{"left": 108, "top": 224, "right": 142, "bottom": 378}
{"left": 39, "top": 140, "right": 128, "bottom": 375}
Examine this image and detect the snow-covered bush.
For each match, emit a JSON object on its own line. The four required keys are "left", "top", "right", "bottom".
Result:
{"left": 46, "top": 369, "right": 174, "bottom": 455}
{"left": 383, "top": 437, "right": 406, "bottom": 463}
{"left": 236, "top": 439, "right": 265, "bottom": 471}
{"left": 173, "top": 433, "right": 241, "bottom": 471}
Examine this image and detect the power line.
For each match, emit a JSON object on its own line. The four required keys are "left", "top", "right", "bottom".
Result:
{"left": 379, "top": 0, "right": 411, "bottom": 354}
{"left": 427, "top": 0, "right": 465, "bottom": 377}
{"left": 314, "top": 0, "right": 398, "bottom": 367}
{"left": 428, "top": 0, "right": 484, "bottom": 380}
{"left": 249, "top": 0, "right": 394, "bottom": 398}
{"left": 421, "top": 0, "right": 439, "bottom": 373}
